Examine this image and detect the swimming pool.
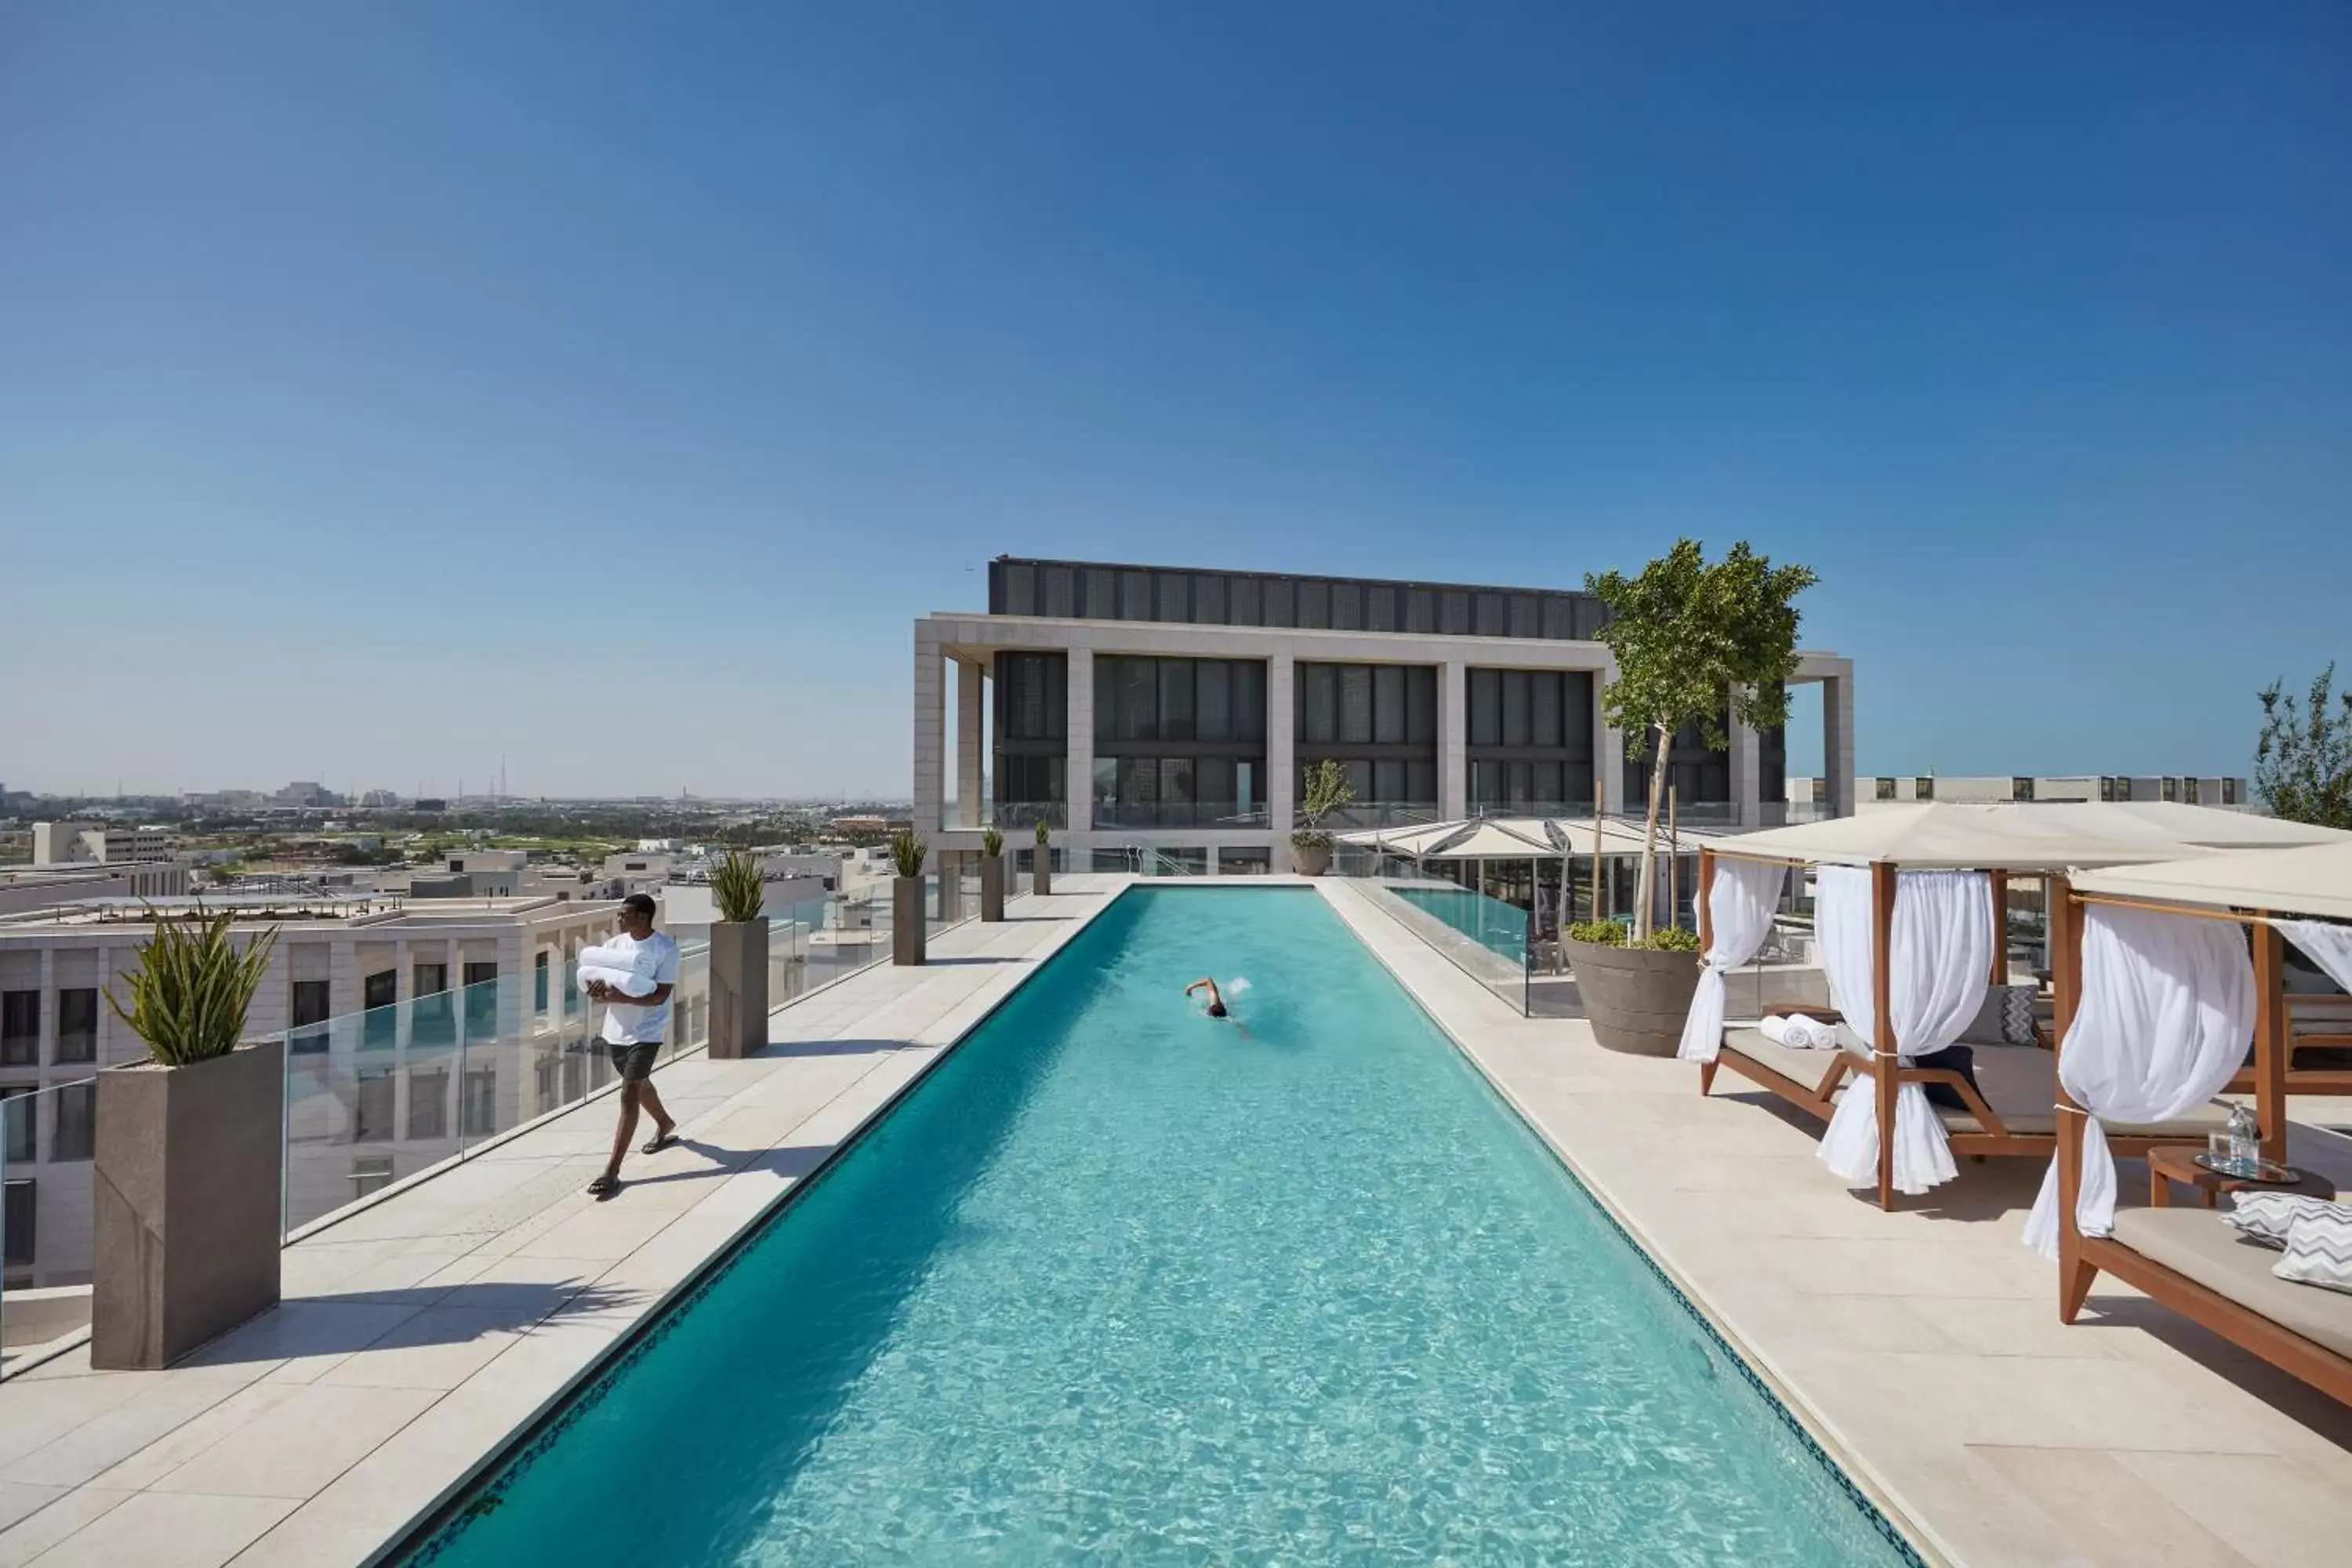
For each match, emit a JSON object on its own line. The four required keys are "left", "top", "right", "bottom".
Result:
{"left": 1388, "top": 881, "right": 1530, "bottom": 963}
{"left": 412, "top": 887, "right": 1909, "bottom": 1565}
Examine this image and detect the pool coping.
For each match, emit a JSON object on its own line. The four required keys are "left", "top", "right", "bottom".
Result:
{"left": 1316, "top": 879, "right": 1948, "bottom": 1568}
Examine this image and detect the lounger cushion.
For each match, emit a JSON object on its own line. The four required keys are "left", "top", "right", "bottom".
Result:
{"left": 2110, "top": 1207, "right": 2352, "bottom": 1359}
{"left": 1911, "top": 1044, "right": 1982, "bottom": 1114}
{"left": 1960, "top": 985, "right": 2038, "bottom": 1047}
{"left": 1719, "top": 1025, "right": 1867, "bottom": 1100}
{"left": 2224, "top": 1192, "right": 2342, "bottom": 1250}
{"left": 2274, "top": 1207, "right": 2352, "bottom": 1295}
{"left": 1932, "top": 1045, "right": 2231, "bottom": 1138}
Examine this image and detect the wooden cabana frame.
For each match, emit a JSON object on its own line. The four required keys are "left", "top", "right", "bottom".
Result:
{"left": 1685, "top": 805, "right": 2267, "bottom": 1211}
{"left": 2048, "top": 880, "right": 2349, "bottom": 1404}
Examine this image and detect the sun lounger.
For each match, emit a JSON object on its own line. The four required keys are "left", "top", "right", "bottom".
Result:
{"left": 2224, "top": 993, "right": 2352, "bottom": 1097}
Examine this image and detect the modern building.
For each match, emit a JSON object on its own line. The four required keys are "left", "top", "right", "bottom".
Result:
{"left": 0, "top": 892, "right": 630, "bottom": 1293}
{"left": 914, "top": 556, "right": 1857, "bottom": 872}
{"left": 1797, "top": 773, "right": 2250, "bottom": 812}
{"left": 30, "top": 822, "right": 178, "bottom": 867}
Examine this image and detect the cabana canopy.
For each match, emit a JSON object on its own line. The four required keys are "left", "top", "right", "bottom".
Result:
{"left": 1994, "top": 800, "right": 2352, "bottom": 851}
{"left": 1711, "top": 803, "right": 2185, "bottom": 871}
{"left": 2073, "top": 841, "right": 2352, "bottom": 923}
{"left": 1339, "top": 815, "right": 1724, "bottom": 861}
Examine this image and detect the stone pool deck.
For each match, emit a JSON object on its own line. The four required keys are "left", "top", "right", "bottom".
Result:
{"left": 1320, "top": 879, "right": 2352, "bottom": 1568}
{"left": 0, "top": 883, "right": 1123, "bottom": 1568}
{"left": 3, "top": 872, "right": 2348, "bottom": 1567}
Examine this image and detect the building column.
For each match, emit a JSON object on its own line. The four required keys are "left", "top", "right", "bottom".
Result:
{"left": 1268, "top": 652, "right": 1295, "bottom": 869}
{"left": 1439, "top": 660, "right": 1468, "bottom": 821}
{"left": 913, "top": 626, "right": 947, "bottom": 837}
{"left": 1823, "top": 669, "right": 1857, "bottom": 818}
{"left": 955, "top": 657, "right": 985, "bottom": 831}
{"left": 1065, "top": 646, "right": 1094, "bottom": 835}
{"left": 1728, "top": 703, "right": 1762, "bottom": 829}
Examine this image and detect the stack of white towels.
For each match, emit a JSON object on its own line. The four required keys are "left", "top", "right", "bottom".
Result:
{"left": 1759, "top": 1012, "right": 1838, "bottom": 1051}
{"left": 578, "top": 943, "right": 659, "bottom": 997}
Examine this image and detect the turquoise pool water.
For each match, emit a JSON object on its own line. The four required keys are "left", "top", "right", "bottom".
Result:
{"left": 417, "top": 887, "right": 1906, "bottom": 1566}
{"left": 1391, "top": 882, "right": 1530, "bottom": 963}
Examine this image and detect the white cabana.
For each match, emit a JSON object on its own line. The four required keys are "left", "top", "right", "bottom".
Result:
{"left": 1341, "top": 815, "right": 1726, "bottom": 862}
{"left": 1966, "top": 800, "right": 2352, "bottom": 852}
{"left": 2074, "top": 841, "right": 2352, "bottom": 923}
{"left": 1719, "top": 802, "right": 2194, "bottom": 871}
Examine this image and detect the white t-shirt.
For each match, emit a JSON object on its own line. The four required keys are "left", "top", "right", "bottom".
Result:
{"left": 597, "top": 931, "right": 681, "bottom": 1045}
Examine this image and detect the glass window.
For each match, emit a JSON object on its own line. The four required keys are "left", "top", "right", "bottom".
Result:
{"left": 1119, "top": 659, "right": 1156, "bottom": 741}
{"left": 0, "top": 992, "right": 36, "bottom": 1066}
{"left": 463, "top": 1068, "right": 498, "bottom": 1138}
{"left": 1218, "top": 848, "right": 1270, "bottom": 874}
{"left": 1510, "top": 595, "right": 1539, "bottom": 637}
{"left": 1407, "top": 666, "right": 1437, "bottom": 744}
{"left": 2161, "top": 776, "right": 2180, "bottom": 802}
{"left": 1120, "top": 757, "right": 1160, "bottom": 811}
{"left": 1915, "top": 777, "right": 1935, "bottom": 800}
{"left": 1196, "top": 660, "right": 1232, "bottom": 742}
{"left": 2, "top": 1178, "right": 32, "bottom": 1265}
{"left": 1541, "top": 596, "right": 1574, "bottom": 640}
{"left": 291, "top": 978, "right": 331, "bottom": 1054}
{"left": 1231, "top": 575, "right": 1261, "bottom": 626}
{"left": 1197, "top": 756, "right": 1236, "bottom": 814}
{"left": 354, "top": 1069, "right": 396, "bottom": 1142}
{"left": 2013, "top": 777, "right": 2035, "bottom": 801}
{"left": 364, "top": 970, "right": 397, "bottom": 1010}
{"left": 1367, "top": 585, "right": 1396, "bottom": 632}
{"left": 1407, "top": 758, "right": 1436, "bottom": 803}
{"left": 408, "top": 1067, "right": 449, "bottom": 1140}
{"left": 2183, "top": 777, "right": 2201, "bottom": 805}
{"left": 1120, "top": 570, "right": 1152, "bottom": 619}
{"left": 1235, "top": 662, "right": 1267, "bottom": 741}
{"left": 414, "top": 962, "right": 448, "bottom": 1000}
{"left": 1876, "top": 778, "right": 1897, "bottom": 800}
{"left": 1406, "top": 588, "right": 1436, "bottom": 633}
{"left": 1156, "top": 572, "right": 1189, "bottom": 622}
{"left": 535, "top": 952, "right": 550, "bottom": 1014}
{"left": 1474, "top": 593, "right": 1506, "bottom": 637}
{"left": 1573, "top": 597, "right": 1608, "bottom": 639}
{"left": 1297, "top": 579, "right": 1330, "bottom": 629}
{"left": 1092, "top": 757, "right": 1116, "bottom": 811}
{"left": 1468, "top": 669, "right": 1502, "bottom": 747}
{"left": 2223, "top": 778, "right": 2241, "bottom": 804}
{"left": 1501, "top": 670, "right": 1530, "bottom": 746}
{"left": 1375, "top": 760, "right": 1407, "bottom": 801}
{"left": 1534, "top": 760, "right": 1563, "bottom": 804}
{"left": 1373, "top": 666, "right": 1406, "bottom": 744}
{"left": 1001, "top": 562, "right": 1036, "bottom": 615}
{"left": 1194, "top": 574, "right": 1226, "bottom": 624}
{"left": 56, "top": 988, "right": 96, "bottom": 1064}
{"left": 1162, "top": 757, "right": 1196, "bottom": 823}
{"left": 1330, "top": 581, "right": 1363, "bottom": 630}
{"left": 1043, "top": 565, "right": 1075, "bottom": 617}
{"left": 1237, "top": 760, "right": 1258, "bottom": 815}
{"left": 1301, "top": 663, "right": 1338, "bottom": 742}
{"left": 1263, "top": 578, "right": 1294, "bottom": 627}
{"left": 2, "top": 1088, "right": 33, "bottom": 1163}
{"left": 1338, "top": 666, "right": 1373, "bottom": 744}
{"left": 1531, "top": 672, "right": 1563, "bottom": 746}
{"left": 1442, "top": 591, "right": 1470, "bottom": 635}
{"left": 1159, "top": 661, "right": 1196, "bottom": 742}
{"left": 53, "top": 1080, "right": 94, "bottom": 1159}
{"left": 1084, "top": 567, "right": 1117, "bottom": 618}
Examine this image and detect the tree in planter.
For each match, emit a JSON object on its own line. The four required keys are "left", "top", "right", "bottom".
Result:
{"left": 710, "top": 849, "right": 766, "bottom": 924}
{"left": 982, "top": 826, "right": 1004, "bottom": 859}
{"left": 1586, "top": 539, "right": 1818, "bottom": 942}
{"left": 1290, "top": 759, "right": 1355, "bottom": 864}
{"left": 890, "top": 829, "right": 929, "bottom": 880}
{"left": 107, "top": 904, "right": 280, "bottom": 1064}
{"left": 2256, "top": 664, "right": 2352, "bottom": 829}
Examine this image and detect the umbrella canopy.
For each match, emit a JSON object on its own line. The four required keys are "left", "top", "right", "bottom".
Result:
{"left": 1986, "top": 800, "right": 2352, "bottom": 851}
{"left": 1711, "top": 802, "right": 2191, "bottom": 872}
{"left": 2073, "top": 841, "right": 2352, "bottom": 922}
{"left": 1339, "top": 815, "right": 1722, "bottom": 860}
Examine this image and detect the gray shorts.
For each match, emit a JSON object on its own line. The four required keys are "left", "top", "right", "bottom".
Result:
{"left": 601, "top": 1039, "right": 661, "bottom": 1083}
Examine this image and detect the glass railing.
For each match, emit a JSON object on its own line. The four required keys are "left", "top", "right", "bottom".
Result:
{"left": 1092, "top": 800, "right": 1265, "bottom": 829}
{"left": 989, "top": 801, "right": 1067, "bottom": 830}
{"left": 1306, "top": 800, "right": 1443, "bottom": 831}
{"left": 0, "top": 871, "right": 979, "bottom": 1375}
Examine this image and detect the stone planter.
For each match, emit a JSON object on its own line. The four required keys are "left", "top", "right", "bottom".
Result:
{"left": 981, "top": 855, "right": 1005, "bottom": 921}
{"left": 1032, "top": 851, "right": 1052, "bottom": 898}
{"left": 93, "top": 1038, "right": 285, "bottom": 1370}
{"left": 893, "top": 876, "right": 926, "bottom": 965}
{"left": 1291, "top": 840, "right": 1333, "bottom": 877}
{"left": 1566, "top": 939, "right": 1703, "bottom": 1056}
{"left": 708, "top": 917, "right": 768, "bottom": 1060}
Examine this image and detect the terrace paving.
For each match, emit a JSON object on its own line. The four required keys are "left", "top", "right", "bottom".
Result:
{"left": 1319, "top": 878, "right": 2352, "bottom": 1568}
{"left": 2, "top": 873, "right": 2347, "bottom": 1567}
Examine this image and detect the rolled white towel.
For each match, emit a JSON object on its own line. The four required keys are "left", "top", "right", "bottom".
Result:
{"left": 579, "top": 964, "right": 652, "bottom": 996}
{"left": 1762, "top": 1012, "right": 1837, "bottom": 1051}
{"left": 579, "top": 942, "right": 659, "bottom": 985}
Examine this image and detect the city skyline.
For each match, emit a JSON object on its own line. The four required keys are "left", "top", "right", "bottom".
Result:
{"left": 5, "top": 6, "right": 2347, "bottom": 797}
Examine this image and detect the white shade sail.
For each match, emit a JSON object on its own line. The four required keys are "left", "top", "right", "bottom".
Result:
{"left": 1996, "top": 801, "right": 2352, "bottom": 851}
{"left": 1714, "top": 803, "right": 2198, "bottom": 872}
{"left": 2072, "top": 842, "right": 2352, "bottom": 923}
{"left": 1338, "top": 816, "right": 1723, "bottom": 861}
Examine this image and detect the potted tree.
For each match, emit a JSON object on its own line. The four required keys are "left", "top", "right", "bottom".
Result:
{"left": 1289, "top": 759, "right": 1352, "bottom": 876}
{"left": 94, "top": 906, "right": 284, "bottom": 1368}
{"left": 980, "top": 826, "right": 1007, "bottom": 921}
{"left": 1031, "top": 820, "right": 1053, "bottom": 896}
{"left": 1569, "top": 539, "right": 1816, "bottom": 1054}
{"left": 706, "top": 849, "right": 768, "bottom": 1059}
{"left": 891, "top": 829, "right": 929, "bottom": 965}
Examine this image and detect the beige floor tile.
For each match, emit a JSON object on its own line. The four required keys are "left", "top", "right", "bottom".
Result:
{"left": 0, "top": 1378, "right": 252, "bottom": 1489}
{"left": 313, "top": 1308, "right": 530, "bottom": 1391}
{"left": 86, "top": 1385, "right": 302, "bottom": 1493}
{"left": 145, "top": 1384, "right": 438, "bottom": 1500}
{"left": 0, "top": 1484, "right": 60, "bottom": 1536}
{"left": 507, "top": 1203, "right": 680, "bottom": 1261}
{"left": 25, "top": 1490, "right": 297, "bottom": 1568}
{"left": 1969, "top": 1446, "right": 2254, "bottom": 1567}
{"left": 2111, "top": 1449, "right": 2352, "bottom": 1568}
{"left": 171, "top": 1300, "right": 423, "bottom": 1387}
{"left": 0, "top": 1487, "right": 133, "bottom": 1568}
{"left": 0, "top": 1376, "right": 153, "bottom": 1470}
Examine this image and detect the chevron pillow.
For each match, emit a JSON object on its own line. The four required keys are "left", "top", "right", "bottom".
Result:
{"left": 2222, "top": 1191, "right": 2339, "bottom": 1249}
{"left": 2273, "top": 1204, "right": 2352, "bottom": 1294}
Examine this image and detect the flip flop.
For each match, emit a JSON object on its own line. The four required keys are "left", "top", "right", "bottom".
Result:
{"left": 586, "top": 1173, "right": 621, "bottom": 1200}
{"left": 641, "top": 1131, "right": 679, "bottom": 1155}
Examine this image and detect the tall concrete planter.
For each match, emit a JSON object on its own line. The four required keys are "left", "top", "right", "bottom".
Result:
{"left": 708, "top": 917, "right": 768, "bottom": 1060}
{"left": 981, "top": 855, "right": 1006, "bottom": 921}
{"left": 1292, "top": 840, "right": 1333, "bottom": 877}
{"left": 93, "top": 1038, "right": 285, "bottom": 1370}
{"left": 893, "top": 877, "right": 926, "bottom": 965}
{"left": 1566, "top": 939, "right": 1702, "bottom": 1057}
{"left": 1032, "top": 852, "right": 1052, "bottom": 898}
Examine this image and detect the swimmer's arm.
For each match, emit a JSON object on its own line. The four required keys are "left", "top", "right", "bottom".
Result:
{"left": 1184, "top": 978, "right": 1218, "bottom": 1000}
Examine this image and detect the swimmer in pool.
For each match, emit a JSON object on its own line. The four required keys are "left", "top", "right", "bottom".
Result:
{"left": 1185, "top": 978, "right": 1229, "bottom": 1017}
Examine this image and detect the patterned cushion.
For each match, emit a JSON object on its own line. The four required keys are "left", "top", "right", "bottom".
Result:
{"left": 2224, "top": 1192, "right": 2341, "bottom": 1249}
{"left": 2273, "top": 1204, "right": 2352, "bottom": 1294}
{"left": 1959, "top": 985, "right": 2038, "bottom": 1047}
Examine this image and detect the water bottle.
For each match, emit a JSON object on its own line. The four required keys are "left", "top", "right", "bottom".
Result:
{"left": 2227, "top": 1102, "right": 2259, "bottom": 1169}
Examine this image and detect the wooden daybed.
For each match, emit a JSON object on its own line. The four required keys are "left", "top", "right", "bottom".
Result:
{"left": 2053, "top": 842, "right": 2352, "bottom": 1404}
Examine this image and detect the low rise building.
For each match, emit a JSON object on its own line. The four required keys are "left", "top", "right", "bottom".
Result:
{"left": 1793, "top": 774, "right": 2250, "bottom": 812}
{"left": 31, "top": 822, "right": 179, "bottom": 867}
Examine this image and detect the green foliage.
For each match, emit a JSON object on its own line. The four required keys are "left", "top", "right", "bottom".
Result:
{"left": 1567, "top": 920, "right": 1628, "bottom": 946}
{"left": 889, "top": 829, "right": 929, "bottom": 880}
{"left": 982, "top": 826, "right": 1004, "bottom": 858}
{"left": 1034, "top": 820, "right": 1051, "bottom": 846}
{"left": 1566, "top": 918, "right": 1698, "bottom": 952}
{"left": 106, "top": 906, "right": 281, "bottom": 1067}
{"left": 2257, "top": 664, "right": 2352, "bottom": 829}
{"left": 710, "top": 850, "right": 766, "bottom": 924}
{"left": 1300, "top": 759, "right": 1354, "bottom": 827}
{"left": 1642, "top": 924, "right": 1702, "bottom": 953}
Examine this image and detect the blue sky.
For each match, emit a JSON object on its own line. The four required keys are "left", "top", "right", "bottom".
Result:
{"left": 4, "top": 3, "right": 2347, "bottom": 799}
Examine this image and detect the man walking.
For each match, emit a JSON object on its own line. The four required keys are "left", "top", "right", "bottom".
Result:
{"left": 584, "top": 893, "right": 680, "bottom": 1199}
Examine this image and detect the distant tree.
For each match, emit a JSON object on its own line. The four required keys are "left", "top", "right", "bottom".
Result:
{"left": 2256, "top": 664, "right": 2352, "bottom": 829}
{"left": 1588, "top": 539, "right": 1819, "bottom": 941}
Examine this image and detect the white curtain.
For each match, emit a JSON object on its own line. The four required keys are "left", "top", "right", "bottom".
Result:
{"left": 1676, "top": 858, "right": 1790, "bottom": 1063}
{"left": 2281, "top": 919, "right": 2352, "bottom": 996}
{"left": 2022, "top": 904, "right": 2254, "bottom": 1258}
{"left": 1815, "top": 867, "right": 1991, "bottom": 1195}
